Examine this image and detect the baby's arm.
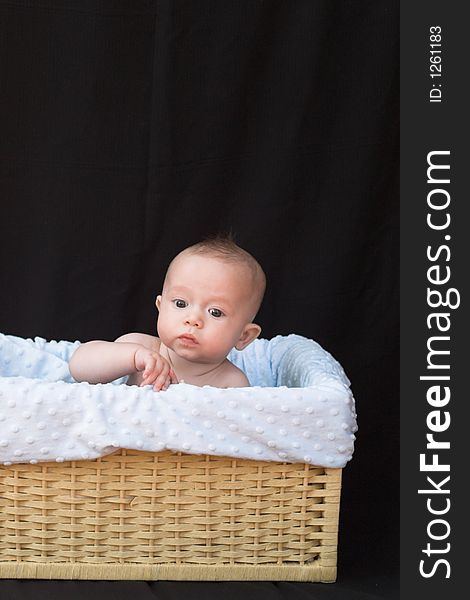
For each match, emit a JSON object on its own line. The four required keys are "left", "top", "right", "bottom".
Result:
{"left": 69, "top": 340, "right": 144, "bottom": 384}
{"left": 69, "top": 334, "right": 176, "bottom": 390}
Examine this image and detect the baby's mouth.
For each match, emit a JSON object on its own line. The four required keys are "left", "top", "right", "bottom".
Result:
{"left": 178, "top": 334, "right": 198, "bottom": 345}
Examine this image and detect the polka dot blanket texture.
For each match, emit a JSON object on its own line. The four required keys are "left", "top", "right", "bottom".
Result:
{"left": 0, "top": 333, "right": 357, "bottom": 467}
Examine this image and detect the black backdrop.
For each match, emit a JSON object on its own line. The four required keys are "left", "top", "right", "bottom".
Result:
{"left": 0, "top": 1, "right": 399, "bottom": 598}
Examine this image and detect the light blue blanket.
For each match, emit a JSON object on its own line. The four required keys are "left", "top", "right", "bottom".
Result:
{"left": 0, "top": 333, "right": 357, "bottom": 467}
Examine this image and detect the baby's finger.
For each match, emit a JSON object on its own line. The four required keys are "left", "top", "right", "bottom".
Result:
{"left": 141, "top": 367, "right": 152, "bottom": 382}
{"left": 161, "top": 373, "right": 173, "bottom": 391}
{"left": 153, "top": 368, "right": 170, "bottom": 391}
{"left": 169, "top": 369, "right": 178, "bottom": 384}
{"left": 141, "top": 370, "right": 158, "bottom": 387}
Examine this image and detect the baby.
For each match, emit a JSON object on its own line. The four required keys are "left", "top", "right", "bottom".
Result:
{"left": 69, "top": 237, "right": 266, "bottom": 390}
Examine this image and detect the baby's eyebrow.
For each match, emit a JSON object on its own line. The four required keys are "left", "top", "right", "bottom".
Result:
{"left": 165, "top": 286, "right": 233, "bottom": 309}
{"left": 207, "top": 296, "right": 232, "bottom": 306}
{"left": 166, "top": 285, "right": 191, "bottom": 295}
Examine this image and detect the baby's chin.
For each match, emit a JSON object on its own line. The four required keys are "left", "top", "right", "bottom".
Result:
{"left": 171, "top": 344, "right": 228, "bottom": 366}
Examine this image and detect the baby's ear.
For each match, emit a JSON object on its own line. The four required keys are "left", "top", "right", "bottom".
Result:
{"left": 155, "top": 295, "right": 162, "bottom": 311}
{"left": 235, "top": 323, "right": 261, "bottom": 351}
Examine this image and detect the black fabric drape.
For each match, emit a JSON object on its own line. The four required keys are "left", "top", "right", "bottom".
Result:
{"left": 0, "top": 1, "right": 399, "bottom": 598}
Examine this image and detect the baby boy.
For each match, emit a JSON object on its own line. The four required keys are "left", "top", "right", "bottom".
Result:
{"left": 69, "top": 237, "right": 266, "bottom": 390}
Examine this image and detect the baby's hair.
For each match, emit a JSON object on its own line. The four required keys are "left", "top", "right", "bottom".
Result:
{"left": 173, "top": 234, "right": 266, "bottom": 318}
{"left": 187, "top": 234, "right": 255, "bottom": 263}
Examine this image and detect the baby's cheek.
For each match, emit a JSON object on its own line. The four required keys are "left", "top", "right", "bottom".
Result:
{"left": 209, "top": 334, "right": 232, "bottom": 357}
{"left": 158, "top": 313, "right": 172, "bottom": 334}
{"left": 157, "top": 323, "right": 171, "bottom": 346}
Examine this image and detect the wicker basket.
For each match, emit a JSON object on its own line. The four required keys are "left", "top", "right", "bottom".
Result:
{"left": 0, "top": 449, "right": 342, "bottom": 582}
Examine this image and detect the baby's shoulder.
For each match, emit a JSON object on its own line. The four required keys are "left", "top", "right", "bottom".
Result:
{"left": 217, "top": 360, "right": 250, "bottom": 388}
{"left": 115, "top": 332, "right": 160, "bottom": 352}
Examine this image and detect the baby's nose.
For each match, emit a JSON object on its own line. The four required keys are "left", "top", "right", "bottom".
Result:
{"left": 184, "top": 313, "right": 202, "bottom": 327}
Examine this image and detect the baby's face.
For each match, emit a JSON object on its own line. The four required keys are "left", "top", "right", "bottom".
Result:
{"left": 156, "top": 254, "right": 258, "bottom": 364}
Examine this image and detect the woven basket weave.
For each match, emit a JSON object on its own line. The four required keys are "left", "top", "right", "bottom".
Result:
{"left": 0, "top": 449, "right": 342, "bottom": 582}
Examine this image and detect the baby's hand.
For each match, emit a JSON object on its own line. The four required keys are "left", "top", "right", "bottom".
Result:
{"left": 134, "top": 347, "right": 178, "bottom": 391}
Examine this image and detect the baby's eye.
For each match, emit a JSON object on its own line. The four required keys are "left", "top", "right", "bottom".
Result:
{"left": 174, "top": 299, "right": 187, "bottom": 309}
{"left": 208, "top": 308, "right": 224, "bottom": 318}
